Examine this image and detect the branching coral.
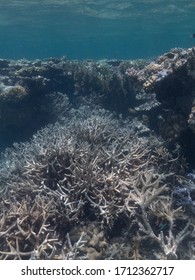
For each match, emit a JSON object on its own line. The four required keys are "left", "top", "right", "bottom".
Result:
{"left": 0, "top": 195, "right": 63, "bottom": 259}
{"left": 0, "top": 100, "right": 194, "bottom": 260}
{"left": 138, "top": 196, "right": 193, "bottom": 259}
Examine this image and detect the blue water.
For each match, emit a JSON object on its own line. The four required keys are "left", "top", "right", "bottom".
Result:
{"left": 0, "top": 0, "right": 195, "bottom": 60}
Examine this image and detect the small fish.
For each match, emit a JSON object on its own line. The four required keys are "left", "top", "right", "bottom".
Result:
{"left": 192, "top": 33, "right": 195, "bottom": 38}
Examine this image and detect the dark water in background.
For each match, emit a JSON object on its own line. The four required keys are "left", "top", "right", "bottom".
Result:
{"left": 0, "top": 0, "right": 195, "bottom": 60}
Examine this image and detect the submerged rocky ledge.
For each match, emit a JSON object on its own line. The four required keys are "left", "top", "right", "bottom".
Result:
{"left": 0, "top": 47, "right": 195, "bottom": 259}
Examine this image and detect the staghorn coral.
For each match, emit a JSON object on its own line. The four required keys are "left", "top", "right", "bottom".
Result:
{"left": 0, "top": 97, "right": 194, "bottom": 260}
{"left": 1, "top": 47, "right": 195, "bottom": 149}
{"left": 139, "top": 196, "right": 193, "bottom": 259}
{"left": 0, "top": 195, "right": 64, "bottom": 260}
{"left": 188, "top": 105, "right": 195, "bottom": 133}
{"left": 1, "top": 48, "right": 195, "bottom": 259}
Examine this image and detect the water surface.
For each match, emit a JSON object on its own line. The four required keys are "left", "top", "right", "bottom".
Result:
{"left": 0, "top": 0, "right": 195, "bottom": 59}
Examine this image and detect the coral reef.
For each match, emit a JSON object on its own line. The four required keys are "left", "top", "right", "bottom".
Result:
{"left": 1, "top": 47, "right": 195, "bottom": 145}
{"left": 0, "top": 56, "right": 148, "bottom": 146}
{"left": 0, "top": 97, "right": 194, "bottom": 260}
{"left": 188, "top": 105, "right": 195, "bottom": 133}
{"left": 0, "top": 47, "right": 195, "bottom": 259}
{"left": 125, "top": 48, "right": 195, "bottom": 139}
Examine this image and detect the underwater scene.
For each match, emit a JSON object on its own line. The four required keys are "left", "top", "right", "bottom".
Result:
{"left": 0, "top": 1, "right": 195, "bottom": 260}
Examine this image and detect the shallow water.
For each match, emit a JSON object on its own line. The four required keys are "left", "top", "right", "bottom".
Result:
{"left": 0, "top": 0, "right": 195, "bottom": 59}
{"left": 0, "top": 3, "right": 195, "bottom": 260}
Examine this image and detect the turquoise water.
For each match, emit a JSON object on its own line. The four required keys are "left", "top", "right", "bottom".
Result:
{"left": 0, "top": 0, "right": 195, "bottom": 60}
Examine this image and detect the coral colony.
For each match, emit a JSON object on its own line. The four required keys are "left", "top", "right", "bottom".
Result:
{"left": 0, "top": 47, "right": 195, "bottom": 260}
